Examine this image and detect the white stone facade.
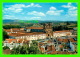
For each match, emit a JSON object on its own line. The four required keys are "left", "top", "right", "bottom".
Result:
{"left": 16, "top": 34, "right": 47, "bottom": 40}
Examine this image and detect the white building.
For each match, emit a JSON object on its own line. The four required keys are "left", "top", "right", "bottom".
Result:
{"left": 3, "top": 39, "right": 29, "bottom": 50}
{"left": 53, "top": 31, "right": 72, "bottom": 37}
{"left": 4, "top": 28, "right": 72, "bottom": 40}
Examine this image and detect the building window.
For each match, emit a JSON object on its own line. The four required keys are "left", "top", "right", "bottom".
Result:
{"left": 48, "top": 34, "right": 49, "bottom": 36}
{"left": 45, "top": 46, "right": 47, "bottom": 50}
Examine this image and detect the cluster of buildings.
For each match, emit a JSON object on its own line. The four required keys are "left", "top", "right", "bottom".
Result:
{"left": 3, "top": 23, "right": 77, "bottom": 54}
{"left": 38, "top": 36, "right": 77, "bottom": 54}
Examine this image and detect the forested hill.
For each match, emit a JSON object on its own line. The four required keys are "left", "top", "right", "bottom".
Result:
{"left": 3, "top": 19, "right": 77, "bottom": 24}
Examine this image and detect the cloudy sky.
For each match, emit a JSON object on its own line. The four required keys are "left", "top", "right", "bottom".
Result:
{"left": 3, "top": 3, "right": 77, "bottom": 21}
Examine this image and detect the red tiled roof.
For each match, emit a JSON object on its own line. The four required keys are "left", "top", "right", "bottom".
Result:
{"left": 4, "top": 39, "right": 29, "bottom": 43}
{"left": 50, "top": 51, "right": 74, "bottom": 54}
{"left": 46, "top": 45, "right": 56, "bottom": 52}
{"left": 5, "top": 39, "right": 17, "bottom": 43}
{"left": 53, "top": 30, "right": 70, "bottom": 33}
{"left": 8, "top": 32, "right": 46, "bottom": 37}
{"left": 4, "top": 28, "right": 20, "bottom": 32}
{"left": 11, "top": 28, "right": 20, "bottom": 30}
{"left": 27, "top": 27, "right": 43, "bottom": 29}
{"left": 59, "top": 45, "right": 64, "bottom": 48}
{"left": 69, "top": 38, "right": 77, "bottom": 42}
{"left": 4, "top": 29, "right": 11, "bottom": 32}
{"left": 57, "top": 38, "right": 69, "bottom": 43}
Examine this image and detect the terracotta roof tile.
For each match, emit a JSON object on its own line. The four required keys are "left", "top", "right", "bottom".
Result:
{"left": 59, "top": 45, "right": 64, "bottom": 48}
{"left": 5, "top": 39, "right": 17, "bottom": 43}
{"left": 69, "top": 38, "right": 77, "bottom": 42}
{"left": 8, "top": 32, "right": 46, "bottom": 37}
{"left": 53, "top": 30, "right": 70, "bottom": 33}
{"left": 50, "top": 51, "right": 74, "bottom": 54}
{"left": 57, "top": 38, "right": 69, "bottom": 43}
{"left": 4, "top": 39, "right": 29, "bottom": 43}
{"left": 27, "top": 27, "right": 43, "bottom": 29}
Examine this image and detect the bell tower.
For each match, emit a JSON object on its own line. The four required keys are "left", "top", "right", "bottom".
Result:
{"left": 44, "top": 22, "right": 53, "bottom": 38}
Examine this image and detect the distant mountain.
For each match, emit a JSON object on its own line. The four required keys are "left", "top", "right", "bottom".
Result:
{"left": 3, "top": 19, "right": 77, "bottom": 24}
{"left": 3, "top": 19, "right": 20, "bottom": 24}
{"left": 3, "top": 19, "right": 14, "bottom": 23}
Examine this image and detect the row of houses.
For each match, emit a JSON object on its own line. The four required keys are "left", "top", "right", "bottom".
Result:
{"left": 3, "top": 36, "right": 77, "bottom": 53}
{"left": 4, "top": 28, "right": 72, "bottom": 40}
{"left": 3, "top": 39, "right": 30, "bottom": 50}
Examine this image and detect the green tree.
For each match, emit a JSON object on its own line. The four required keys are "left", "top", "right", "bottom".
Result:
{"left": 66, "top": 21, "right": 70, "bottom": 25}
{"left": 3, "top": 30, "right": 9, "bottom": 40}
{"left": 3, "top": 46, "right": 10, "bottom": 50}
{"left": 28, "top": 40, "right": 43, "bottom": 54}
{"left": 11, "top": 45, "right": 28, "bottom": 54}
{"left": 28, "top": 45, "right": 42, "bottom": 54}
{"left": 32, "top": 40, "right": 38, "bottom": 46}
{"left": 3, "top": 25, "right": 21, "bottom": 29}
{"left": 11, "top": 41, "right": 43, "bottom": 54}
